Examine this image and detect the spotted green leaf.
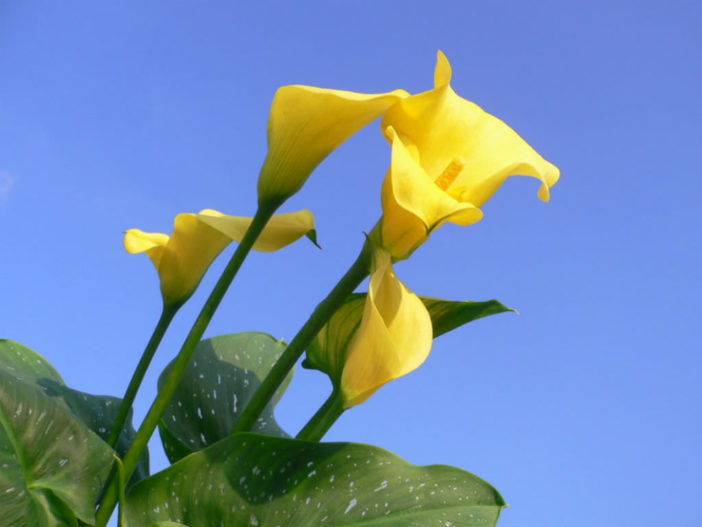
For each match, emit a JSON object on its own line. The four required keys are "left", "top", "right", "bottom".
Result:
{"left": 0, "top": 339, "right": 64, "bottom": 386}
{"left": 125, "top": 432, "right": 505, "bottom": 526}
{"left": 0, "top": 339, "right": 149, "bottom": 484}
{"left": 0, "top": 369, "right": 115, "bottom": 526}
{"left": 157, "top": 332, "right": 294, "bottom": 463}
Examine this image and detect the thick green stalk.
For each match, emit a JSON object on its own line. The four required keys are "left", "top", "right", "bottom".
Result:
{"left": 295, "top": 389, "right": 344, "bottom": 442}
{"left": 231, "top": 240, "right": 371, "bottom": 435}
{"left": 95, "top": 202, "right": 278, "bottom": 526}
{"left": 107, "top": 304, "right": 178, "bottom": 448}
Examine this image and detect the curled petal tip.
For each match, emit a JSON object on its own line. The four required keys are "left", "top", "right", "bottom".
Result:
{"left": 434, "top": 50, "right": 453, "bottom": 87}
{"left": 538, "top": 184, "right": 551, "bottom": 202}
{"left": 123, "top": 229, "right": 168, "bottom": 254}
{"left": 536, "top": 161, "right": 560, "bottom": 202}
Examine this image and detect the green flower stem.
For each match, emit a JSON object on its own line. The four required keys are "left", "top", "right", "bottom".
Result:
{"left": 295, "top": 388, "right": 345, "bottom": 442}
{"left": 231, "top": 240, "right": 371, "bottom": 435}
{"left": 95, "top": 201, "right": 279, "bottom": 527}
{"left": 107, "top": 304, "right": 178, "bottom": 448}
{"left": 112, "top": 454, "right": 127, "bottom": 527}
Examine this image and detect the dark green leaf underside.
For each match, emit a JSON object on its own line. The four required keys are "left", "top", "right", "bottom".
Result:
{"left": 157, "top": 332, "right": 294, "bottom": 463}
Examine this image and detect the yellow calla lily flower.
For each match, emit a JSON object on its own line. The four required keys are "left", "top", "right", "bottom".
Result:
{"left": 124, "top": 209, "right": 315, "bottom": 307}
{"left": 372, "top": 51, "right": 560, "bottom": 259}
{"left": 339, "top": 248, "right": 433, "bottom": 408}
{"left": 257, "top": 85, "right": 408, "bottom": 206}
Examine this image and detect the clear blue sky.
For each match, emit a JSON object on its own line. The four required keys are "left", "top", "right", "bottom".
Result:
{"left": 1, "top": 1, "right": 700, "bottom": 526}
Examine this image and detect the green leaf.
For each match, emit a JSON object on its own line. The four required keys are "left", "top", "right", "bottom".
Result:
{"left": 125, "top": 432, "right": 505, "bottom": 526}
{"left": 421, "top": 298, "right": 517, "bottom": 338}
{"left": 0, "top": 339, "right": 150, "bottom": 485}
{"left": 0, "top": 339, "right": 64, "bottom": 386}
{"left": 303, "top": 294, "right": 516, "bottom": 381}
{"left": 0, "top": 369, "right": 115, "bottom": 526}
{"left": 157, "top": 332, "right": 294, "bottom": 463}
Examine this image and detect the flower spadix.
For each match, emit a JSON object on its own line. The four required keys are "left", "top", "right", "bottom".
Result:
{"left": 371, "top": 51, "right": 560, "bottom": 259}
{"left": 306, "top": 248, "right": 433, "bottom": 408}
{"left": 257, "top": 85, "right": 408, "bottom": 206}
{"left": 124, "top": 209, "right": 315, "bottom": 307}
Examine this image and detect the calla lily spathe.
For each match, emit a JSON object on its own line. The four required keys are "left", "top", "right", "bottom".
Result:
{"left": 371, "top": 51, "right": 560, "bottom": 259}
{"left": 339, "top": 248, "right": 433, "bottom": 408}
{"left": 257, "top": 85, "right": 408, "bottom": 206}
{"left": 124, "top": 209, "right": 315, "bottom": 307}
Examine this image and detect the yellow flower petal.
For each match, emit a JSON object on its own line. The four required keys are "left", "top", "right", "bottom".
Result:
{"left": 340, "top": 249, "right": 433, "bottom": 408}
{"left": 381, "top": 51, "right": 559, "bottom": 209}
{"left": 125, "top": 209, "right": 316, "bottom": 307}
{"left": 196, "top": 209, "right": 315, "bottom": 252}
{"left": 433, "top": 49, "right": 453, "bottom": 88}
{"left": 258, "top": 85, "right": 408, "bottom": 205}
{"left": 373, "top": 128, "right": 482, "bottom": 259}
{"left": 124, "top": 230, "right": 169, "bottom": 268}
{"left": 145, "top": 213, "right": 232, "bottom": 307}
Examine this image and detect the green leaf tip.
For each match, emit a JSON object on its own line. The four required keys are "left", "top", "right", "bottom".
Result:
{"left": 305, "top": 228, "right": 322, "bottom": 249}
